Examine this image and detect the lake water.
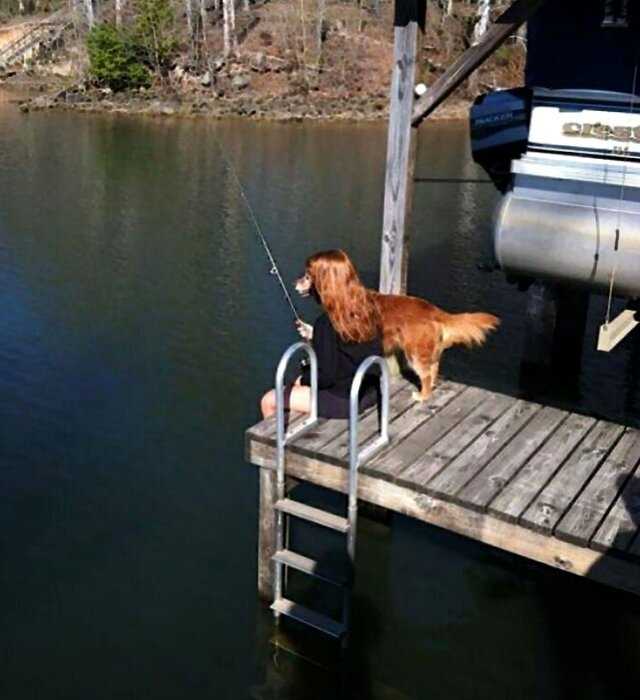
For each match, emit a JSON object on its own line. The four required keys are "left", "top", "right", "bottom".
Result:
{"left": 1, "top": 105, "right": 639, "bottom": 700}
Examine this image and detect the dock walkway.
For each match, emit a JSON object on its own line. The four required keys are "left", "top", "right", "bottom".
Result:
{"left": 246, "top": 377, "right": 640, "bottom": 598}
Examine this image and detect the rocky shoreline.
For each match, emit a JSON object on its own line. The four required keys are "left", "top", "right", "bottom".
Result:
{"left": 9, "top": 81, "right": 468, "bottom": 123}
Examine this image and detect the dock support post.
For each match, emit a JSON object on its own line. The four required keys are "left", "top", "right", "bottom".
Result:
{"left": 258, "top": 467, "right": 277, "bottom": 601}
{"left": 379, "top": 0, "right": 426, "bottom": 295}
{"left": 520, "top": 281, "right": 589, "bottom": 396}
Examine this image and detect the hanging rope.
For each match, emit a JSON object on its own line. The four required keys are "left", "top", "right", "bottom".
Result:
{"left": 213, "top": 134, "right": 303, "bottom": 325}
{"left": 605, "top": 60, "right": 639, "bottom": 326}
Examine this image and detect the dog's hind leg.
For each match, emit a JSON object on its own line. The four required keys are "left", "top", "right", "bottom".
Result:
{"left": 410, "top": 362, "right": 438, "bottom": 402}
{"left": 407, "top": 352, "right": 440, "bottom": 402}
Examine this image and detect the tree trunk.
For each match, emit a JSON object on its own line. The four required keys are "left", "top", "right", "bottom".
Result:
{"left": 473, "top": 0, "right": 491, "bottom": 45}
{"left": 115, "top": 0, "right": 122, "bottom": 27}
{"left": 199, "top": 0, "right": 207, "bottom": 41}
{"left": 299, "top": 0, "right": 307, "bottom": 71}
{"left": 222, "top": 0, "right": 236, "bottom": 57}
{"left": 185, "top": 0, "right": 193, "bottom": 39}
{"left": 316, "top": 0, "right": 324, "bottom": 65}
{"left": 84, "top": 0, "right": 94, "bottom": 27}
{"left": 229, "top": 0, "right": 237, "bottom": 53}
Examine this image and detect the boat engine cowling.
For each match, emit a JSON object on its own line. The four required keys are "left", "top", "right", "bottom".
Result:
{"left": 471, "top": 88, "right": 640, "bottom": 299}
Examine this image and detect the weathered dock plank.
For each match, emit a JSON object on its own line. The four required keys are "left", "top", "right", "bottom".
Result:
{"left": 487, "top": 413, "right": 596, "bottom": 523}
{"left": 592, "top": 457, "right": 640, "bottom": 554}
{"left": 426, "top": 400, "right": 541, "bottom": 505}
{"left": 290, "top": 377, "right": 406, "bottom": 460}
{"left": 246, "top": 377, "right": 640, "bottom": 598}
{"left": 458, "top": 406, "right": 567, "bottom": 513}
{"left": 555, "top": 429, "right": 640, "bottom": 548}
{"left": 362, "top": 382, "right": 478, "bottom": 480}
{"left": 321, "top": 381, "right": 417, "bottom": 463}
{"left": 247, "top": 436, "right": 640, "bottom": 597}
{"left": 397, "top": 391, "right": 514, "bottom": 490}
{"left": 520, "top": 421, "right": 626, "bottom": 535}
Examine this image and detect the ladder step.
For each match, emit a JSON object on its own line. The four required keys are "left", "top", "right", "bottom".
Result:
{"left": 271, "top": 598, "right": 346, "bottom": 639}
{"left": 273, "top": 549, "right": 350, "bottom": 586}
{"left": 275, "top": 499, "right": 349, "bottom": 533}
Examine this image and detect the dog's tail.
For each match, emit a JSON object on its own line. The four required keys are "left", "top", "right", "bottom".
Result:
{"left": 441, "top": 312, "right": 500, "bottom": 349}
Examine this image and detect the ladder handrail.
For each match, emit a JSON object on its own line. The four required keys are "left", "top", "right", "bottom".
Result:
{"left": 274, "top": 341, "right": 319, "bottom": 605}
{"left": 347, "top": 355, "right": 390, "bottom": 560}
{"left": 270, "top": 346, "right": 390, "bottom": 640}
{"left": 274, "top": 341, "right": 318, "bottom": 480}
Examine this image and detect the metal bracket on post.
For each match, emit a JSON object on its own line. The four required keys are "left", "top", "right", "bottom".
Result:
{"left": 598, "top": 308, "right": 639, "bottom": 352}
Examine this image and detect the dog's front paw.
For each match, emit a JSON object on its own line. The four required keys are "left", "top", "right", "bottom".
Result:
{"left": 412, "top": 391, "right": 427, "bottom": 403}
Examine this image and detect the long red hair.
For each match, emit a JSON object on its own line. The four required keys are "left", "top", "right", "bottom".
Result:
{"left": 305, "top": 250, "right": 379, "bottom": 343}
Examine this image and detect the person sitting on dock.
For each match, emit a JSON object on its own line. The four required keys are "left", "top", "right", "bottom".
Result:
{"left": 260, "top": 251, "right": 382, "bottom": 420}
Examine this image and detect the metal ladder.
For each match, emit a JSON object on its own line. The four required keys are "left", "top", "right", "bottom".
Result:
{"left": 270, "top": 341, "right": 390, "bottom": 642}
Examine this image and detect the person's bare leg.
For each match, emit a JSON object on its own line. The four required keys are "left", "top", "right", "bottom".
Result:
{"left": 260, "top": 386, "right": 312, "bottom": 419}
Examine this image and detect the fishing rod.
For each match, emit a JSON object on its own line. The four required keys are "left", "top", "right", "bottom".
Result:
{"left": 214, "top": 135, "right": 303, "bottom": 325}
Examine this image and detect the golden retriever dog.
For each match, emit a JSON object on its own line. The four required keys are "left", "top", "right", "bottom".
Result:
{"left": 295, "top": 249, "right": 499, "bottom": 402}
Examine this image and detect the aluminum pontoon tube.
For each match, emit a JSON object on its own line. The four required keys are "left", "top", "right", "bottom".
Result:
{"left": 494, "top": 153, "right": 640, "bottom": 299}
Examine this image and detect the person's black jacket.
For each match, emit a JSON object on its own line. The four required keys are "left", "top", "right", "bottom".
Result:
{"left": 300, "top": 314, "right": 383, "bottom": 398}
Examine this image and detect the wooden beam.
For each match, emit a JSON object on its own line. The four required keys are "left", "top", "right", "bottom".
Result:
{"left": 257, "top": 467, "right": 278, "bottom": 601}
{"left": 412, "top": 0, "right": 550, "bottom": 127}
{"left": 248, "top": 440, "right": 640, "bottom": 598}
{"left": 379, "top": 0, "right": 426, "bottom": 295}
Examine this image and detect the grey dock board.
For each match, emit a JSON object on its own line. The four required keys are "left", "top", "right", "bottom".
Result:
{"left": 290, "top": 377, "right": 406, "bottom": 458}
{"left": 555, "top": 429, "right": 640, "bottom": 548}
{"left": 368, "top": 386, "right": 488, "bottom": 481}
{"left": 246, "top": 378, "right": 640, "bottom": 598}
{"left": 592, "top": 457, "right": 640, "bottom": 554}
{"left": 318, "top": 381, "right": 416, "bottom": 464}
{"left": 458, "top": 406, "right": 567, "bottom": 513}
{"left": 487, "top": 413, "right": 596, "bottom": 524}
{"left": 426, "top": 400, "right": 542, "bottom": 505}
{"left": 248, "top": 411, "right": 305, "bottom": 444}
{"left": 520, "top": 421, "right": 626, "bottom": 535}
{"left": 397, "top": 391, "right": 515, "bottom": 491}
{"left": 361, "top": 381, "right": 469, "bottom": 478}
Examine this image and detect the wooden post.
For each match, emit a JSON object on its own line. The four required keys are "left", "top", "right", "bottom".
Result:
{"left": 379, "top": 0, "right": 426, "bottom": 295}
{"left": 520, "top": 282, "right": 589, "bottom": 397}
{"left": 257, "top": 467, "right": 278, "bottom": 601}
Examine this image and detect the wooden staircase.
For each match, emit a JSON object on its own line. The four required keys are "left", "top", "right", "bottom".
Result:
{"left": 0, "top": 10, "right": 72, "bottom": 69}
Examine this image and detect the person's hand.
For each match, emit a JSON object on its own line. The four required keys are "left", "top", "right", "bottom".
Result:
{"left": 296, "top": 320, "right": 313, "bottom": 340}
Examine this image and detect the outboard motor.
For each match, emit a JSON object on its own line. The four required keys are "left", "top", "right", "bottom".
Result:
{"left": 471, "top": 88, "right": 640, "bottom": 300}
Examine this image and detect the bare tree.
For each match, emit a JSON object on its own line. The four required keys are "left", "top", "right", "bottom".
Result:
{"left": 316, "top": 0, "right": 324, "bottom": 65}
{"left": 199, "top": 0, "right": 207, "bottom": 44}
{"left": 222, "top": 0, "right": 236, "bottom": 57}
{"left": 115, "top": 0, "right": 122, "bottom": 27}
{"left": 185, "top": 0, "right": 193, "bottom": 38}
{"left": 473, "top": 0, "right": 491, "bottom": 45}
{"left": 84, "top": 0, "right": 94, "bottom": 27}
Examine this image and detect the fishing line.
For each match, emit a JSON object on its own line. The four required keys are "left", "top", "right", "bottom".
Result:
{"left": 214, "top": 134, "right": 303, "bottom": 324}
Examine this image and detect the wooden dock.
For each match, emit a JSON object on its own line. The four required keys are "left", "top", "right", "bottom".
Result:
{"left": 246, "top": 377, "right": 640, "bottom": 599}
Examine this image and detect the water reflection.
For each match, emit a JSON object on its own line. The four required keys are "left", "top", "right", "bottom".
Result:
{"left": 0, "top": 107, "right": 639, "bottom": 699}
